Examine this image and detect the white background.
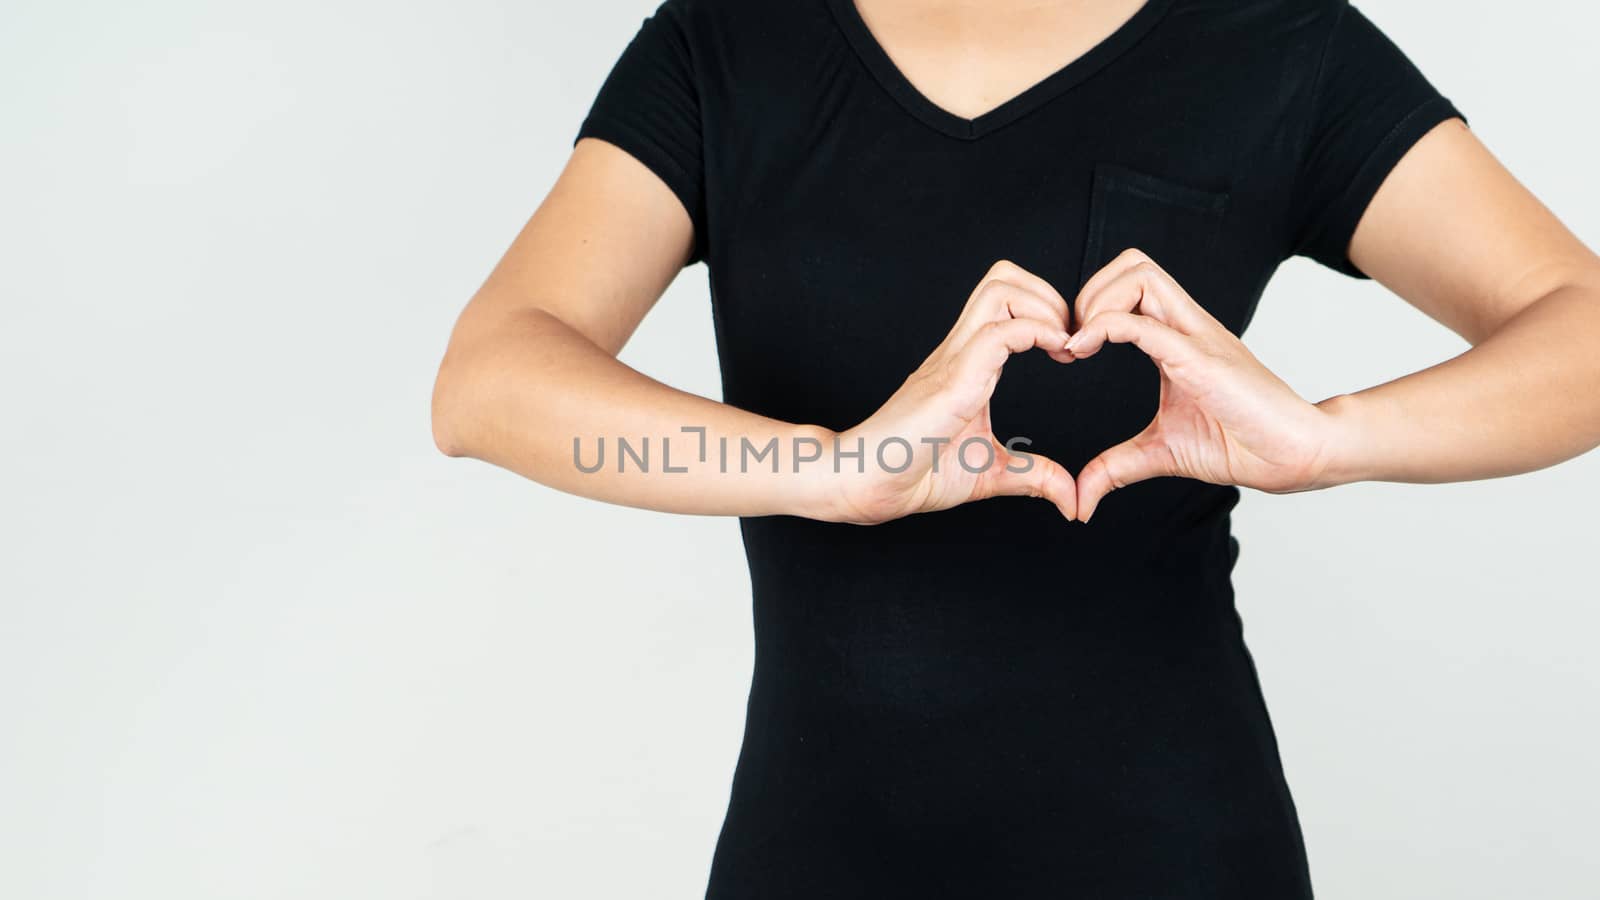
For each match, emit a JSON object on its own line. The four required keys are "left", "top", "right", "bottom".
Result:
{"left": 3, "top": 1, "right": 1596, "bottom": 897}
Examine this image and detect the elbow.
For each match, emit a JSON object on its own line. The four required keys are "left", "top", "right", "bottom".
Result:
{"left": 430, "top": 360, "right": 471, "bottom": 459}
{"left": 431, "top": 304, "right": 567, "bottom": 461}
{"left": 432, "top": 412, "right": 466, "bottom": 459}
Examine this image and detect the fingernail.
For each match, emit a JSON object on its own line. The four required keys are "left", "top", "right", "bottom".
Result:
{"left": 1065, "top": 332, "right": 1083, "bottom": 351}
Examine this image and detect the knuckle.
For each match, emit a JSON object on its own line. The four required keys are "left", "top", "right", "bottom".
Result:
{"left": 1100, "top": 459, "right": 1127, "bottom": 490}
{"left": 960, "top": 280, "right": 1004, "bottom": 321}
{"left": 988, "top": 258, "right": 1021, "bottom": 278}
{"left": 972, "top": 279, "right": 1010, "bottom": 308}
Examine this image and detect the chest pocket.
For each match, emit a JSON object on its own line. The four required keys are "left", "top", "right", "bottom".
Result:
{"left": 1078, "top": 162, "right": 1231, "bottom": 317}
{"left": 1020, "top": 162, "right": 1232, "bottom": 472}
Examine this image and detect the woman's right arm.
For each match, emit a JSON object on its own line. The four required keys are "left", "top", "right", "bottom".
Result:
{"left": 432, "top": 138, "right": 843, "bottom": 519}
{"left": 431, "top": 139, "right": 1079, "bottom": 523}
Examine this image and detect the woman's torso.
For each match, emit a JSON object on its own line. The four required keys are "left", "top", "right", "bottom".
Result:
{"left": 645, "top": 0, "right": 1353, "bottom": 894}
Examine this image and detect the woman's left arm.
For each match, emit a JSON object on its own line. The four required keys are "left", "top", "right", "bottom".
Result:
{"left": 1315, "top": 117, "right": 1600, "bottom": 486}
{"left": 1065, "top": 119, "right": 1600, "bottom": 520}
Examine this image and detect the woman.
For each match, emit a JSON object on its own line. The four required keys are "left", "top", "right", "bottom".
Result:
{"left": 431, "top": 0, "right": 1600, "bottom": 895}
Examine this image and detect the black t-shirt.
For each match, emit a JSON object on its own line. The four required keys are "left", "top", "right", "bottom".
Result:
{"left": 575, "top": 1, "right": 1462, "bottom": 896}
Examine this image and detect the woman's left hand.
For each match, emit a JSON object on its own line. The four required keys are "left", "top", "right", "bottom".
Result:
{"left": 1065, "top": 249, "right": 1339, "bottom": 521}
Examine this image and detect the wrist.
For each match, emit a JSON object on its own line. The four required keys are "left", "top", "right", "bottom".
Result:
{"left": 786, "top": 423, "right": 852, "bottom": 522}
{"left": 1309, "top": 391, "right": 1376, "bottom": 489}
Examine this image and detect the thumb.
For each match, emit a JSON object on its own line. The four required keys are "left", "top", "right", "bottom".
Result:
{"left": 1076, "top": 433, "right": 1171, "bottom": 523}
{"left": 984, "top": 448, "right": 1079, "bottom": 521}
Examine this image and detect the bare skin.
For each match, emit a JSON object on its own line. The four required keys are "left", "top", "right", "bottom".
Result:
{"left": 852, "top": 0, "right": 1153, "bottom": 120}
{"left": 431, "top": 0, "right": 1600, "bottom": 524}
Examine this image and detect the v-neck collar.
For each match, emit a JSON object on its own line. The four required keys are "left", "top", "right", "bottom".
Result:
{"left": 824, "top": 0, "right": 1177, "bottom": 140}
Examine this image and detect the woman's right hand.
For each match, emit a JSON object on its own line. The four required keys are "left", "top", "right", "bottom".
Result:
{"left": 826, "top": 260, "right": 1079, "bottom": 525}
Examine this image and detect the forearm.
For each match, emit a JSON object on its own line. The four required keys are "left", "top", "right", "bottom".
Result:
{"left": 432, "top": 307, "right": 842, "bottom": 519}
{"left": 1313, "top": 281, "right": 1600, "bottom": 487}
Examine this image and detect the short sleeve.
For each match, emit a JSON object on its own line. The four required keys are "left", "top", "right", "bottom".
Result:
{"left": 1286, "top": 2, "right": 1466, "bottom": 278}
{"left": 574, "top": 0, "right": 707, "bottom": 266}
